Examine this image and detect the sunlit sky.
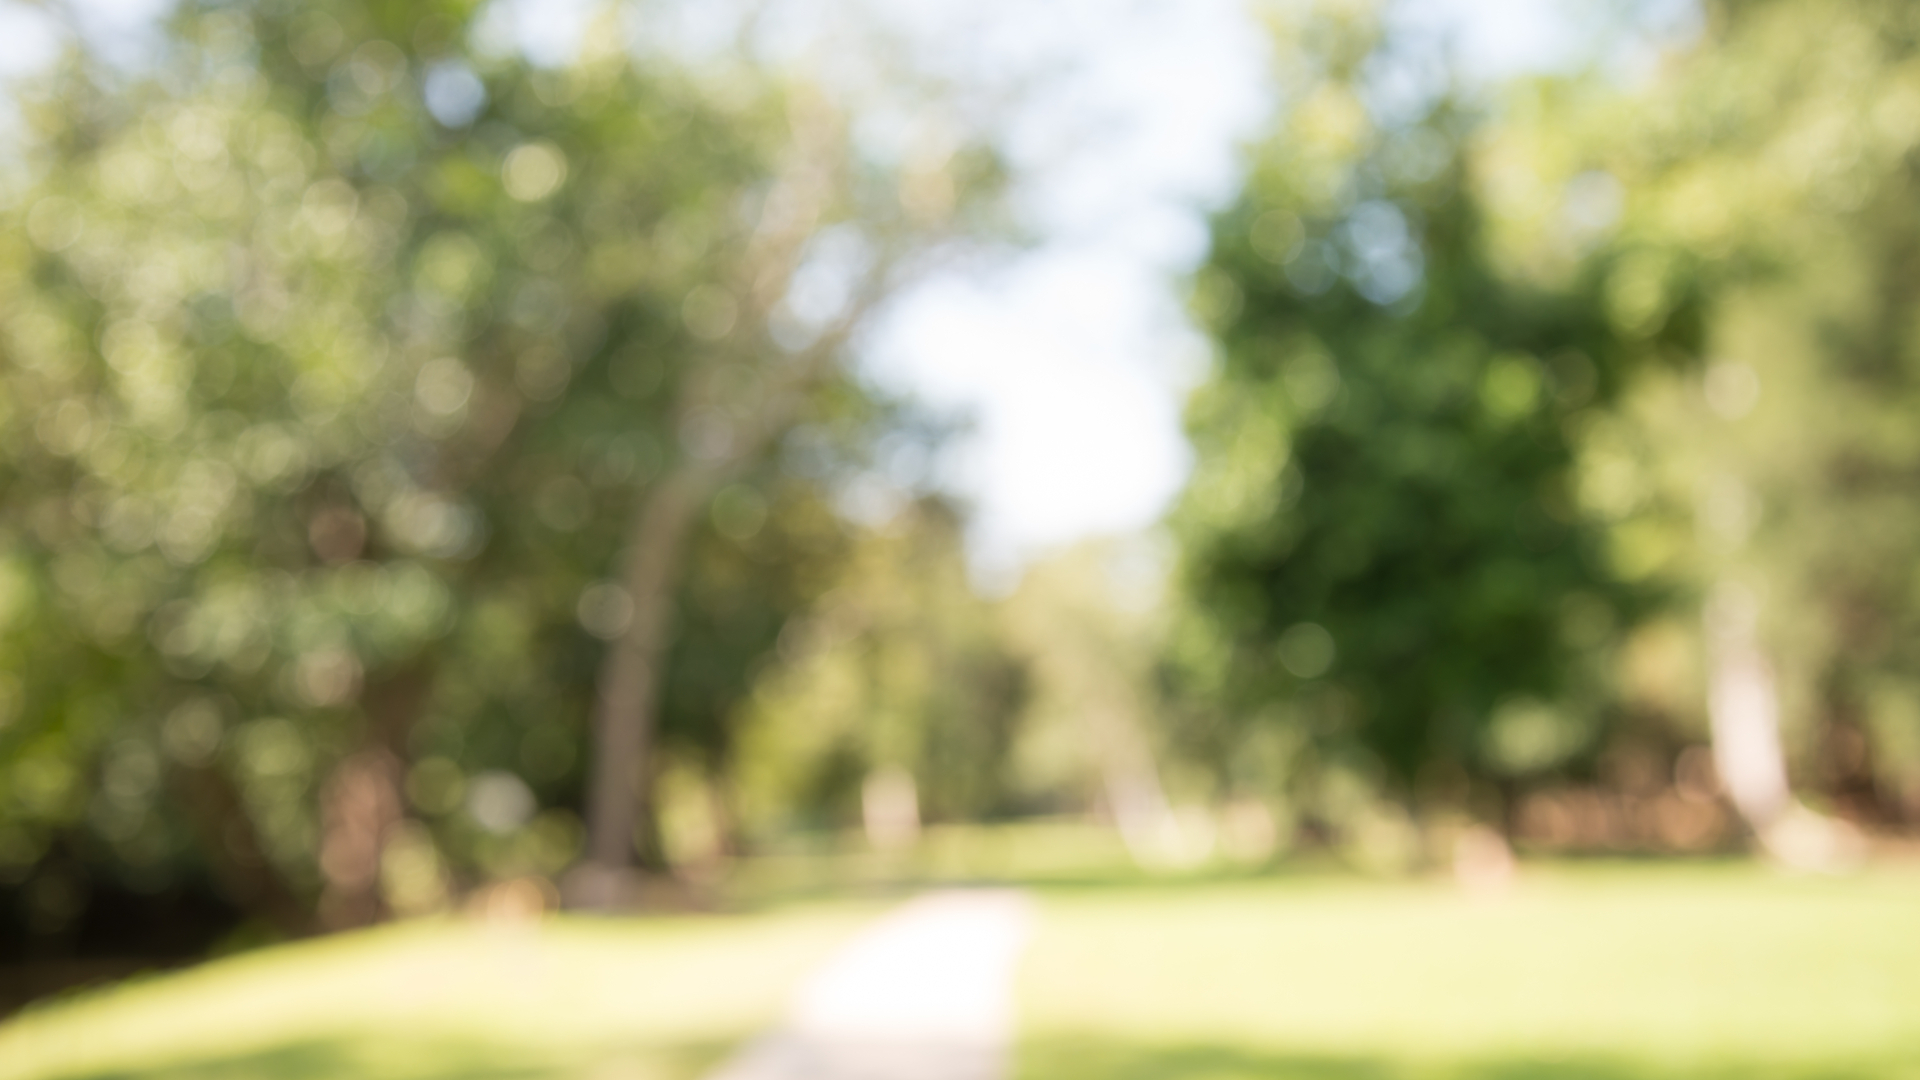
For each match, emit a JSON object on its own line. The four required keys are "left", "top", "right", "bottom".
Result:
{"left": 0, "top": 0, "right": 1700, "bottom": 583}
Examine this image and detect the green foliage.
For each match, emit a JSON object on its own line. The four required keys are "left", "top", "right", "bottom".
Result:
{"left": 735, "top": 499, "right": 1031, "bottom": 834}
{"left": 1168, "top": 13, "right": 1688, "bottom": 813}
{"left": 0, "top": 0, "right": 949, "bottom": 938}
{"left": 1169, "top": 0, "right": 1920, "bottom": 839}
{"left": 999, "top": 539, "right": 1175, "bottom": 817}
{"left": 1588, "top": 0, "right": 1920, "bottom": 817}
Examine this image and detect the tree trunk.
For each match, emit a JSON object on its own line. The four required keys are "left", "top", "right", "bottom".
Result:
{"left": 1705, "top": 583, "right": 1861, "bottom": 869}
{"left": 1704, "top": 584, "right": 1791, "bottom": 831}
{"left": 1084, "top": 704, "right": 1189, "bottom": 868}
{"left": 316, "top": 659, "right": 435, "bottom": 930}
{"left": 566, "top": 124, "right": 906, "bottom": 905}
{"left": 574, "top": 469, "right": 710, "bottom": 908}
{"left": 316, "top": 749, "right": 403, "bottom": 930}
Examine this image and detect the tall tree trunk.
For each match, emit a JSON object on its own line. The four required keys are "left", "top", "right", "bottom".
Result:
{"left": 568, "top": 98, "right": 912, "bottom": 908}
{"left": 316, "top": 749, "right": 402, "bottom": 929}
{"left": 1705, "top": 583, "right": 1791, "bottom": 831}
{"left": 1705, "top": 583, "right": 1861, "bottom": 869}
{"left": 570, "top": 284, "right": 901, "bottom": 910}
{"left": 1087, "top": 704, "right": 1189, "bottom": 868}
{"left": 573, "top": 469, "right": 710, "bottom": 908}
{"left": 316, "top": 659, "right": 435, "bottom": 930}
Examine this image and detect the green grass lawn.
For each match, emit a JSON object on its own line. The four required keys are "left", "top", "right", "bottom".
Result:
{"left": 5, "top": 858, "right": 1920, "bottom": 1080}
{"left": 1017, "top": 861, "right": 1920, "bottom": 1080}
{"left": 0, "top": 898, "right": 882, "bottom": 1080}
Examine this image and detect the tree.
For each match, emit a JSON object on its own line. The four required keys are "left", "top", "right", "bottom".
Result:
{"left": 1562, "top": 0, "right": 1920, "bottom": 859}
{"left": 1001, "top": 538, "right": 1188, "bottom": 864}
{"left": 0, "top": 0, "right": 995, "bottom": 942}
{"left": 731, "top": 497, "right": 1031, "bottom": 844}
{"left": 1167, "top": 7, "right": 1685, "bottom": 842}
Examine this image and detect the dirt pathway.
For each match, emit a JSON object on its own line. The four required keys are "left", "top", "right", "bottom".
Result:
{"left": 705, "top": 890, "right": 1033, "bottom": 1080}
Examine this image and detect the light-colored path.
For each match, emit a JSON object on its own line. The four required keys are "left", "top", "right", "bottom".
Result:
{"left": 706, "top": 890, "right": 1033, "bottom": 1080}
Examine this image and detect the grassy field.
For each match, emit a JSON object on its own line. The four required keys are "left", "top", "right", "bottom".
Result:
{"left": 1018, "top": 861, "right": 1920, "bottom": 1080}
{"left": 0, "top": 898, "right": 882, "bottom": 1080}
{"left": 5, "top": 857, "right": 1920, "bottom": 1080}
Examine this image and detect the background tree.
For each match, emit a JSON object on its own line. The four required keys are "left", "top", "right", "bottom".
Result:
{"left": 0, "top": 0, "right": 996, "bottom": 946}
{"left": 1166, "top": 7, "right": 1693, "bottom": 846}
{"left": 731, "top": 496, "right": 1031, "bottom": 844}
{"left": 1543, "top": 0, "right": 1920, "bottom": 857}
{"left": 1000, "top": 538, "right": 1189, "bottom": 863}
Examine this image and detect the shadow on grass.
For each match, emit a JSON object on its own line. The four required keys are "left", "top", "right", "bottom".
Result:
{"left": 1020, "top": 1038, "right": 1899, "bottom": 1080}
{"left": 46, "top": 1032, "right": 731, "bottom": 1080}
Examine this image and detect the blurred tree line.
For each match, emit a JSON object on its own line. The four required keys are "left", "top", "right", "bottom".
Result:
{"left": 1170, "top": 0, "right": 1920, "bottom": 866}
{"left": 11, "top": 0, "right": 1920, "bottom": 966}
{"left": 0, "top": 0, "right": 1024, "bottom": 955}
